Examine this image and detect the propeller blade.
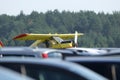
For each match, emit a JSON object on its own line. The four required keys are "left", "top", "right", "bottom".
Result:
{"left": 74, "top": 31, "right": 78, "bottom": 47}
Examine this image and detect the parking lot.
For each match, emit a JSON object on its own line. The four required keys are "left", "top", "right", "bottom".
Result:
{"left": 0, "top": 47, "right": 120, "bottom": 80}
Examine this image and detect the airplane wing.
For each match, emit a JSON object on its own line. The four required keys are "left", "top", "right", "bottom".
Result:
{"left": 13, "top": 32, "right": 84, "bottom": 48}
{"left": 13, "top": 33, "right": 84, "bottom": 40}
{"left": 13, "top": 33, "right": 52, "bottom": 40}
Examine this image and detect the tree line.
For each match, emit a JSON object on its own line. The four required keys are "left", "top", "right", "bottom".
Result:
{"left": 0, "top": 10, "right": 120, "bottom": 48}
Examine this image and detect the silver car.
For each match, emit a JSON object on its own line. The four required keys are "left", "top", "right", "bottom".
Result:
{"left": 0, "top": 47, "right": 62, "bottom": 58}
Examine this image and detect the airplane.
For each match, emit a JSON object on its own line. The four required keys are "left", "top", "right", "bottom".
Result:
{"left": 13, "top": 31, "right": 84, "bottom": 49}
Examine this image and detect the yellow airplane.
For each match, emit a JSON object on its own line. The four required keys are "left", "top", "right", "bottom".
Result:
{"left": 13, "top": 31, "right": 84, "bottom": 49}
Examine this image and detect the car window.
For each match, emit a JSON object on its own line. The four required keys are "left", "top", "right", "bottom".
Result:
{"left": 74, "top": 62, "right": 120, "bottom": 80}
{"left": 25, "top": 64, "right": 85, "bottom": 80}
{"left": 0, "top": 66, "right": 34, "bottom": 80}
{"left": 1, "top": 63, "right": 85, "bottom": 80}
{"left": 47, "top": 52, "right": 62, "bottom": 58}
{"left": 77, "top": 50, "right": 84, "bottom": 52}
{"left": 80, "top": 63, "right": 112, "bottom": 79}
{"left": 0, "top": 54, "right": 35, "bottom": 57}
{"left": 113, "top": 64, "right": 120, "bottom": 80}
{"left": 76, "top": 50, "right": 91, "bottom": 55}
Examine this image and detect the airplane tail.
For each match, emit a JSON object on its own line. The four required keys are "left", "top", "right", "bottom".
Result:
{"left": 0, "top": 41, "right": 4, "bottom": 47}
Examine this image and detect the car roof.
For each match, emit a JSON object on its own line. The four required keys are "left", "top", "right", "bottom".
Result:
{"left": 67, "top": 47, "right": 100, "bottom": 51}
{"left": 0, "top": 47, "right": 58, "bottom": 55}
{"left": 65, "top": 56, "right": 120, "bottom": 63}
{"left": 57, "top": 49, "right": 75, "bottom": 54}
{"left": 0, "top": 47, "right": 38, "bottom": 57}
{"left": 100, "top": 49, "right": 120, "bottom": 56}
{"left": 33, "top": 47, "right": 60, "bottom": 53}
{"left": 67, "top": 47, "right": 107, "bottom": 54}
{"left": 0, "top": 47, "right": 33, "bottom": 51}
{"left": 0, "top": 57, "right": 107, "bottom": 80}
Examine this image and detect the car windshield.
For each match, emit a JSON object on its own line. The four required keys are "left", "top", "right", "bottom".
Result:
{"left": 26, "top": 68, "right": 81, "bottom": 80}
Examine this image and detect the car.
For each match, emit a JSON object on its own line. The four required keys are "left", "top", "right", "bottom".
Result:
{"left": 0, "top": 57, "right": 108, "bottom": 80}
{"left": 56, "top": 47, "right": 107, "bottom": 59}
{"left": 66, "top": 47, "right": 107, "bottom": 55}
{"left": 0, "top": 66, "right": 34, "bottom": 80}
{"left": 96, "top": 48, "right": 120, "bottom": 56}
{"left": 65, "top": 56, "right": 120, "bottom": 80}
{"left": 0, "top": 47, "right": 62, "bottom": 58}
{"left": 33, "top": 47, "right": 62, "bottom": 58}
{"left": 58, "top": 48, "right": 120, "bottom": 58}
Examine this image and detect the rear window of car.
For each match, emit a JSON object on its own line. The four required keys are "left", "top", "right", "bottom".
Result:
{"left": 1, "top": 63, "right": 85, "bottom": 80}
{"left": 72, "top": 62, "right": 120, "bottom": 80}
{"left": 0, "top": 54, "right": 35, "bottom": 57}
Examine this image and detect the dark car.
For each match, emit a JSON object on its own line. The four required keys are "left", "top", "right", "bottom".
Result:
{"left": 0, "top": 57, "right": 107, "bottom": 80}
{"left": 0, "top": 47, "right": 62, "bottom": 58}
{"left": 65, "top": 56, "right": 120, "bottom": 80}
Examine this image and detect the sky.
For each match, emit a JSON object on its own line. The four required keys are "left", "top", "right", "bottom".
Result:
{"left": 0, "top": 0, "right": 120, "bottom": 16}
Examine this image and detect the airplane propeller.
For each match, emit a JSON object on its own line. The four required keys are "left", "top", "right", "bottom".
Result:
{"left": 74, "top": 31, "right": 78, "bottom": 47}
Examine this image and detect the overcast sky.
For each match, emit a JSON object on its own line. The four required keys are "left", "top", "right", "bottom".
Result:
{"left": 0, "top": 0, "right": 120, "bottom": 15}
